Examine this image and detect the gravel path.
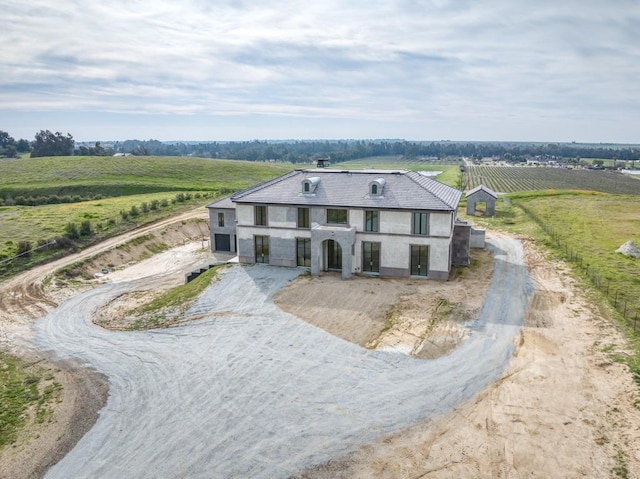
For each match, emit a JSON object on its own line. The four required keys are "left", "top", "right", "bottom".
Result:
{"left": 35, "top": 236, "right": 531, "bottom": 479}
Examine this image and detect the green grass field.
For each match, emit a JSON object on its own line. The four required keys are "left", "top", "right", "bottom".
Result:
{"left": 0, "top": 155, "right": 293, "bottom": 199}
{"left": 516, "top": 192, "right": 640, "bottom": 313}
{"left": 0, "top": 156, "right": 295, "bottom": 275}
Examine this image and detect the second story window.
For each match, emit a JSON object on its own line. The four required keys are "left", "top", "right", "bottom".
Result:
{"left": 412, "top": 212, "right": 428, "bottom": 235}
{"left": 365, "top": 210, "right": 379, "bottom": 232}
{"left": 298, "top": 207, "right": 310, "bottom": 228}
{"left": 327, "top": 208, "right": 348, "bottom": 224}
{"left": 255, "top": 205, "right": 267, "bottom": 226}
{"left": 218, "top": 212, "right": 225, "bottom": 227}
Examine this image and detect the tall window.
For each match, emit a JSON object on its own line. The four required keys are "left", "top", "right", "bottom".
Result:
{"left": 362, "top": 241, "right": 380, "bottom": 273}
{"left": 412, "top": 212, "right": 428, "bottom": 235}
{"left": 217, "top": 212, "right": 225, "bottom": 227}
{"left": 255, "top": 205, "right": 267, "bottom": 226}
{"left": 365, "top": 210, "right": 379, "bottom": 232}
{"left": 255, "top": 235, "right": 269, "bottom": 264}
{"left": 298, "top": 207, "right": 310, "bottom": 228}
{"left": 371, "top": 184, "right": 378, "bottom": 195}
{"left": 296, "top": 238, "right": 311, "bottom": 267}
{"left": 410, "top": 245, "right": 428, "bottom": 276}
{"left": 327, "top": 208, "right": 348, "bottom": 224}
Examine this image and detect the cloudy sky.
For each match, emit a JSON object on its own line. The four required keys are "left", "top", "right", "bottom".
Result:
{"left": 1, "top": 0, "right": 639, "bottom": 143}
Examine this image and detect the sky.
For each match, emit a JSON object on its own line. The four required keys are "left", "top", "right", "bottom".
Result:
{"left": 1, "top": 0, "right": 640, "bottom": 143}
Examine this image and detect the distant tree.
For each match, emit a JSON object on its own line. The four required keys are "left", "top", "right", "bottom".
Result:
{"left": 31, "top": 130, "right": 74, "bottom": 158}
{"left": 0, "top": 130, "right": 17, "bottom": 157}
{"left": 15, "top": 138, "right": 30, "bottom": 153}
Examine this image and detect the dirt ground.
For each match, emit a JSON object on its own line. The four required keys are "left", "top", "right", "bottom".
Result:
{"left": 289, "top": 234, "right": 640, "bottom": 478}
{"left": 0, "top": 210, "right": 210, "bottom": 479}
{"left": 1, "top": 217, "right": 640, "bottom": 478}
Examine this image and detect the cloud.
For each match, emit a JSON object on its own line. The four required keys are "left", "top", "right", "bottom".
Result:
{"left": 1, "top": 0, "right": 639, "bottom": 141}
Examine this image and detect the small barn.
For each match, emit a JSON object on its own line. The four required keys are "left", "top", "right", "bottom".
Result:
{"left": 466, "top": 185, "right": 497, "bottom": 216}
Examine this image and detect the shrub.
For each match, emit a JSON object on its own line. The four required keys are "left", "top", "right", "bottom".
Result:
{"left": 80, "top": 220, "right": 93, "bottom": 237}
{"left": 141, "top": 202, "right": 149, "bottom": 213}
{"left": 120, "top": 210, "right": 129, "bottom": 220}
{"left": 129, "top": 205, "right": 140, "bottom": 217}
{"left": 175, "top": 193, "right": 186, "bottom": 203}
{"left": 0, "top": 197, "right": 4, "bottom": 206}
{"left": 16, "top": 241, "right": 32, "bottom": 257}
{"left": 150, "top": 199, "right": 160, "bottom": 211}
{"left": 160, "top": 199, "right": 169, "bottom": 207}
{"left": 65, "top": 222, "right": 80, "bottom": 240}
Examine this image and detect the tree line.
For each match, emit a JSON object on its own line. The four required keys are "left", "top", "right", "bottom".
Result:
{"left": 2, "top": 129, "right": 640, "bottom": 163}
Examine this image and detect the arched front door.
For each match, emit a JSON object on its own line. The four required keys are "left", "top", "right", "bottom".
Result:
{"left": 325, "top": 239, "right": 342, "bottom": 271}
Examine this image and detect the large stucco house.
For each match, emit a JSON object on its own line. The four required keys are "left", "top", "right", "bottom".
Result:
{"left": 206, "top": 169, "right": 473, "bottom": 279}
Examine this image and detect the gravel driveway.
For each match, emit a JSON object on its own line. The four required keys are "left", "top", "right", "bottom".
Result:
{"left": 35, "top": 236, "right": 531, "bottom": 479}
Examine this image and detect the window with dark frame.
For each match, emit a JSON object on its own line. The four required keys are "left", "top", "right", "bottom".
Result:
{"left": 410, "top": 244, "right": 428, "bottom": 276}
{"left": 254, "top": 205, "right": 267, "bottom": 226}
{"left": 297, "top": 207, "right": 310, "bottom": 228}
{"left": 296, "top": 238, "right": 311, "bottom": 267}
{"left": 362, "top": 241, "right": 380, "bottom": 273}
{"left": 327, "top": 208, "right": 348, "bottom": 224}
{"left": 364, "top": 210, "right": 379, "bottom": 232}
{"left": 412, "top": 212, "right": 428, "bottom": 235}
{"left": 371, "top": 184, "right": 378, "bottom": 195}
{"left": 217, "top": 212, "right": 224, "bottom": 227}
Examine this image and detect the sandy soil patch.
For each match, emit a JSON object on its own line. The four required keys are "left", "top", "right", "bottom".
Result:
{"left": 274, "top": 249, "right": 494, "bottom": 359}
{"left": 293, "top": 236, "right": 640, "bottom": 478}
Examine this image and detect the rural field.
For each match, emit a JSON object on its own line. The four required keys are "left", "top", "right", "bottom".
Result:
{"left": 0, "top": 156, "right": 294, "bottom": 277}
{"left": 1, "top": 156, "right": 640, "bottom": 477}
{"left": 466, "top": 164, "right": 640, "bottom": 194}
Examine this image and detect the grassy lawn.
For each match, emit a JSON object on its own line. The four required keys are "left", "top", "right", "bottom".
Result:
{"left": 514, "top": 192, "right": 640, "bottom": 315}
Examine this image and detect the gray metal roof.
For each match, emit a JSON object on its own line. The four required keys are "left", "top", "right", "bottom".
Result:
{"left": 231, "top": 169, "right": 461, "bottom": 211}
{"left": 465, "top": 184, "right": 498, "bottom": 198}
{"left": 205, "top": 196, "right": 235, "bottom": 209}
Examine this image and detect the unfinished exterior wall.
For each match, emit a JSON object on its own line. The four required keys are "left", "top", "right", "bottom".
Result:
{"left": 466, "top": 187, "right": 497, "bottom": 216}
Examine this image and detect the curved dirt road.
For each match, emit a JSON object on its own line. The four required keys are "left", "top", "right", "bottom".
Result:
{"left": 35, "top": 236, "right": 530, "bottom": 479}
{"left": 0, "top": 207, "right": 208, "bottom": 339}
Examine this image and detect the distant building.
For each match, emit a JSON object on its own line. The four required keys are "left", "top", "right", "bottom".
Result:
{"left": 316, "top": 158, "right": 330, "bottom": 168}
{"left": 466, "top": 185, "right": 498, "bottom": 216}
{"left": 207, "top": 169, "right": 474, "bottom": 279}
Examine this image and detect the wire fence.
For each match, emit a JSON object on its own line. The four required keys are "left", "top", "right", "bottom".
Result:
{"left": 518, "top": 203, "right": 640, "bottom": 333}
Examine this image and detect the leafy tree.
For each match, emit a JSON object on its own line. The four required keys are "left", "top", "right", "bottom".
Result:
{"left": 31, "top": 130, "right": 74, "bottom": 158}
{"left": 0, "top": 130, "right": 17, "bottom": 157}
{"left": 15, "top": 139, "right": 30, "bottom": 153}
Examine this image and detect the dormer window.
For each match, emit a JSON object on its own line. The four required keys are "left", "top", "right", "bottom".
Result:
{"left": 302, "top": 177, "right": 320, "bottom": 194}
{"left": 369, "top": 178, "right": 385, "bottom": 197}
